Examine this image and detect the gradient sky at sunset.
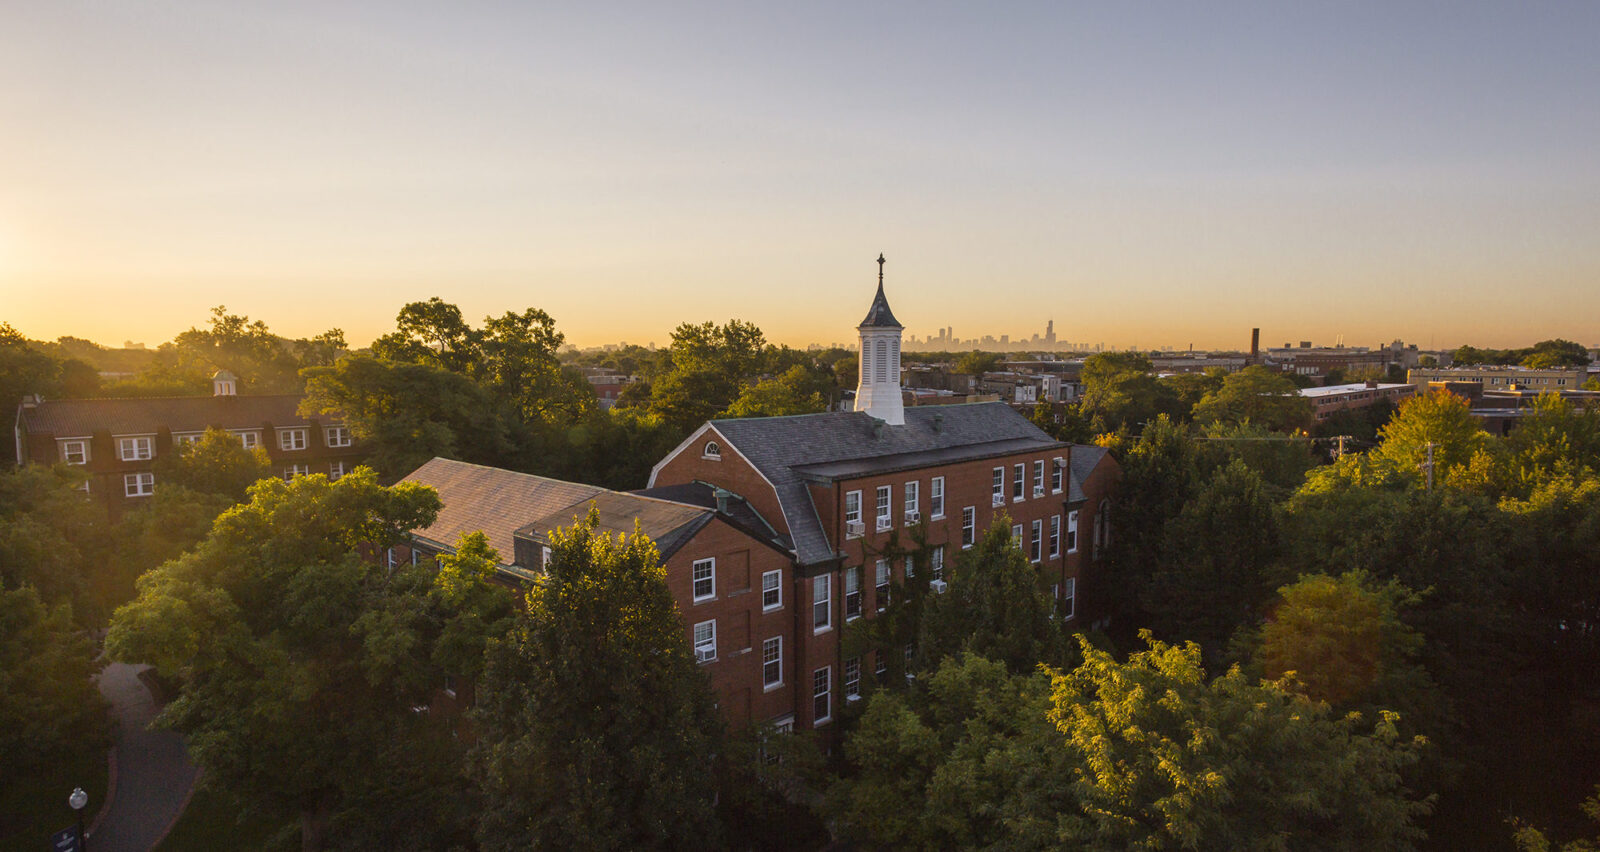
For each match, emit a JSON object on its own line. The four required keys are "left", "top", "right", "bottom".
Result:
{"left": 3, "top": 2, "right": 1598, "bottom": 352}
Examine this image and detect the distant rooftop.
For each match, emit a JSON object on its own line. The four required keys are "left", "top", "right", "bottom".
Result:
{"left": 1299, "top": 383, "right": 1413, "bottom": 398}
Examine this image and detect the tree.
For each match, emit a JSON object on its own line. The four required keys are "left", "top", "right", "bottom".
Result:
{"left": 649, "top": 320, "right": 769, "bottom": 429}
{"left": 1192, "top": 365, "right": 1315, "bottom": 432}
{"left": 722, "top": 365, "right": 828, "bottom": 419}
{"left": 472, "top": 508, "right": 724, "bottom": 850}
{"left": 478, "top": 308, "right": 596, "bottom": 425}
{"left": 153, "top": 428, "right": 273, "bottom": 500}
{"left": 105, "top": 470, "right": 499, "bottom": 850}
{"left": 1078, "top": 352, "right": 1178, "bottom": 433}
{"left": 0, "top": 466, "right": 114, "bottom": 622}
{"left": 1257, "top": 572, "right": 1427, "bottom": 706}
{"left": 918, "top": 516, "right": 1065, "bottom": 674}
{"left": 371, "top": 297, "right": 479, "bottom": 372}
{"left": 1049, "top": 633, "right": 1433, "bottom": 851}
{"left": 0, "top": 586, "right": 109, "bottom": 775}
{"left": 1521, "top": 339, "right": 1591, "bottom": 369}
{"left": 954, "top": 350, "right": 1003, "bottom": 376}
{"left": 1514, "top": 786, "right": 1600, "bottom": 852}
{"left": 1375, "top": 390, "right": 1490, "bottom": 486}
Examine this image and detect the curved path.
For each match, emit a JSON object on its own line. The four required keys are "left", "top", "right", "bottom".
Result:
{"left": 93, "top": 663, "right": 200, "bottom": 852}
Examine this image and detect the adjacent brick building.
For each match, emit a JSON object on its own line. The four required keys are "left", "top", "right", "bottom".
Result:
{"left": 12, "top": 371, "right": 362, "bottom": 515}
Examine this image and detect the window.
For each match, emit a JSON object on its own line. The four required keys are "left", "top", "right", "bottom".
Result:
{"left": 875, "top": 653, "right": 888, "bottom": 683}
{"left": 1030, "top": 520, "right": 1043, "bottom": 562}
{"left": 237, "top": 431, "right": 259, "bottom": 450}
{"left": 329, "top": 461, "right": 347, "bottom": 480}
{"left": 813, "top": 575, "right": 831, "bottom": 632}
{"left": 813, "top": 666, "right": 832, "bottom": 725}
{"left": 930, "top": 476, "right": 945, "bottom": 518}
{"left": 992, "top": 467, "right": 1005, "bottom": 505}
{"left": 174, "top": 433, "right": 202, "bottom": 446}
{"left": 386, "top": 548, "right": 397, "bottom": 569}
{"left": 1012, "top": 523, "right": 1024, "bottom": 552}
{"left": 1052, "top": 458, "right": 1064, "bottom": 493}
{"left": 278, "top": 428, "right": 307, "bottom": 451}
{"left": 845, "top": 567, "right": 862, "bottom": 619}
{"left": 1049, "top": 514, "right": 1061, "bottom": 558}
{"left": 876, "top": 485, "right": 892, "bottom": 531}
{"left": 961, "top": 507, "right": 976, "bottom": 548}
{"left": 283, "top": 464, "right": 309, "bottom": 480}
{"left": 904, "top": 554, "right": 915, "bottom": 580}
{"left": 931, "top": 545, "right": 945, "bottom": 580}
{"left": 1067, "top": 510, "right": 1079, "bottom": 553}
{"left": 1033, "top": 460, "right": 1045, "bottom": 494}
{"left": 119, "top": 436, "right": 153, "bottom": 461}
{"left": 693, "top": 558, "right": 715, "bottom": 602}
{"left": 124, "top": 472, "right": 154, "bottom": 497}
{"left": 60, "top": 440, "right": 88, "bottom": 465}
{"left": 702, "top": 441, "right": 721, "bottom": 460}
{"left": 1012, "top": 463, "right": 1025, "bottom": 501}
{"left": 763, "top": 637, "right": 783, "bottom": 688}
{"left": 762, "top": 569, "right": 782, "bottom": 611}
{"left": 325, "top": 425, "right": 352, "bottom": 448}
{"left": 844, "top": 657, "right": 860, "bottom": 699}
{"left": 875, "top": 559, "right": 890, "bottom": 611}
{"left": 904, "top": 481, "right": 919, "bottom": 520}
{"left": 694, "top": 620, "right": 717, "bottom": 663}
{"left": 1062, "top": 577, "right": 1076, "bottom": 620}
{"left": 844, "top": 490, "right": 862, "bottom": 532}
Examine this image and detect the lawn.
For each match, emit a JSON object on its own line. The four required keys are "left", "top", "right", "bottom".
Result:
{"left": 0, "top": 744, "right": 109, "bottom": 849}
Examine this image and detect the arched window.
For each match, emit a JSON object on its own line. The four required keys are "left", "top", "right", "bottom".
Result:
{"left": 703, "top": 441, "right": 721, "bottom": 460}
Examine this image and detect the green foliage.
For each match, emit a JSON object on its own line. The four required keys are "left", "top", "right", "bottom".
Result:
{"left": 1514, "top": 786, "right": 1600, "bottom": 852}
{"left": 472, "top": 508, "right": 723, "bottom": 850}
{"left": 649, "top": 319, "right": 769, "bottom": 430}
{"left": 1079, "top": 351, "right": 1179, "bottom": 433}
{"left": 153, "top": 428, "right": 274, "bottom": 500}
{"left": 1049, "top": 633, "right": 1433, "bottom": 851}
{"left": 1452, "top": 339, "right": 1590, "bottom": 369}
{"left": 1193, "top": 365, "right": 1315, "bottom": 433}
{"left": 722, "top": 364, "right": 828, "bottom": 418}
{"left": 0, "top": 586, "right": 109, "bottom": 775}
{"left": 1161, "top": 368, "right": 1226, "bottom": 413}
{"left": 105, "top": 469, "right": 498, "bottom": 850}
{"left": 1, "top": 322, "right": 100, "bottom": 459}
{"left": 954, "top": 350, "right": 1003, "bottom": 375}
{"left": 0, "top": 465, "right": 116, "bottom": 622}
{"left": 918, "top": 516, "right": 1066, "bottom": 674}
{"left": 1375, "top": 390, "right": 1491, "bottom": 485}
{"left": 1256, "top": 572, "right": 1429, "bottom": 708}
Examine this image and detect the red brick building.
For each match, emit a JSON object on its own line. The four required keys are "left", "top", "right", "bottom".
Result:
{"left": 399, "top": 458, "right": 797, "bottom": 730}
{"left": 12, "top": 371, "right": 362, "bottom": 516}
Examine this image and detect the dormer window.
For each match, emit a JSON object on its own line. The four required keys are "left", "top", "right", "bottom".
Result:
{"left": 702, "top": 441, "right": 721, "bottom": 460}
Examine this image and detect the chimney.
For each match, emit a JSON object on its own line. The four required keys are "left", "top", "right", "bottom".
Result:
{"left": 1365, "top": 380, "right": 1378, "bottom": 389}
{"left": 1250, "top": 328, "right": 1260, "bottom": 359}
{"left": 932, "top": 412, "right": 944, "bottom": 434}
{"left": 873, "top": 421, "right": 885, "bottom": 440}
{"left": 20, "top": 393, "right": 41, "bottom": 409}
{"left": 713, "top": 487, "right": 730, "bottom": 514}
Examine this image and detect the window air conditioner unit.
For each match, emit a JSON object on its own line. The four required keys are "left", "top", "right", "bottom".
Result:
{"left": 992, "top": 495, "right": 1005, "bottom": 507}
{"left": 846, "top": 693, "right": 862, "bottom": 703}
{"left": 929, "top": 579, "right": 949, "bottom": 594}
{"left": 846, "top": 521, "right": 865, "bottom": 538}
{"left": 1033, "top": 486, "right": 1045, "bottom": 498}
{"left": 1054, "top": 456, "right": 1066, "bottom": 469}
{"left": 904, "top": 510, "right": 920, "bottom": 523}
{"left": 877, "top": 517, "right": 893, "bottom": 532}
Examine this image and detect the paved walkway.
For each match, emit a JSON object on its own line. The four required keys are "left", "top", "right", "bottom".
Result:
{"left": 93, "top": 663, "right": 200, "bottom": 852}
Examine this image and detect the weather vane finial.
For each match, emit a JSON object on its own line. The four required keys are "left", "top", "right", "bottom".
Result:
{"left": 877, "top": 253, "right": 885, "bottom": 286}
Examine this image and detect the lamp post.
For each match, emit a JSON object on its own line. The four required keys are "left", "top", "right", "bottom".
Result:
{"left": 69, "top": 787, "right": 88, "bottom": 851}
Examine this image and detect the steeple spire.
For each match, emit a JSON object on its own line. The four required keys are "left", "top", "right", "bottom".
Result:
{"left": 854, "top": 253, "right": 906, "bottom": 425}
{"left": 859, "top": 253, "right": 902, "bottom": 329}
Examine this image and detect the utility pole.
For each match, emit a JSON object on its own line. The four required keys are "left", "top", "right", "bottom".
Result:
{"left": 1335, "top": 435, "right": 1350, "bottom": 460}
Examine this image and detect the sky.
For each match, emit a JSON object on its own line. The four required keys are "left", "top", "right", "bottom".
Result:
{"left": 3, "top": 1, "right": 1598, "bottom": 352}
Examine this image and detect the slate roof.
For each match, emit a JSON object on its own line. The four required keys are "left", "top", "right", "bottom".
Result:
{"left": 705, "top": 402, "right": 1065, "bottom": 565}
{"left": 633, "top": 481, "right": 794, "bottom": 554}
{"left": 1069, "top": 444, "right": 1110, "bottom": 505}
{"left": 400, "top": 458, "right": 714, "bottom": 567}
{"left": 18, "top": 394, "right": 318, "bottom": 437}
{"left": 859, "top": 282, "right": 902, "bottom": 328}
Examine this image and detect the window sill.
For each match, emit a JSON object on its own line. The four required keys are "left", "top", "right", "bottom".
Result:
{"left": 692, "top": 596, "right": 716, "bottom": 605}
{"left": 762, "top": 604, "right": 782, "bottom": 614}
{"left": 764, "top": 682, "right": 783, "bottom": 693}
{"left": 814, "top": 716, "right": 832, "bottom": 727}
{"left": 813, "top": 626, "right": 832, "bottom": 636}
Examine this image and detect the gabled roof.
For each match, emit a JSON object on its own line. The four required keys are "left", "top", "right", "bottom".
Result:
{"left": 18, "top": 394, "right": 320, "bottom": 437}
{"left": 399, "top": 458, "right": 716, "bottom": 567}
{"left": 707, "top": 402, "right": 1063, "bottom": 565}
{"left": 1068, "top": 444, "right": 1111, "bottom": 505}
{"left": 632, "top": 481, "right": 794, "bottom": 555}
{"left": 859, "top": 281, "right": 902, "bottom": 328}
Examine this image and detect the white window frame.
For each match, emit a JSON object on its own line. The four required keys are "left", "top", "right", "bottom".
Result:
{"left": 844, "top": 657, "right": 861, "bottom": 700}
{"left": 119, "top": 435, "right": 153, "bottom": 461}
{"left": 60, "top": 439, "right": 89, "bottom": 465}
{"left": 1049, "top": 514, "right": 1061, "bottom": 558}
{"left": 931, "top": 545, "right": 945, "bottom": 580}
{"left": 694, "top": 619, "right": 717, "bottom": 663}
{"left": 284, "top": 463, "right": 309, "bottom": 481}
{"left": 812, "top": 574, "right": 832, "bottom": 633}
{"left": 961, "top": 506, "right": 976, "bottom": 548}
{"left": 930, "top": 476, "right": 945, "bottom": 519}
{"left": 123, "top": 472, "right": 154, "bottom": 497}
{"left": 702, "top": 440, "right": 721, "bottom": 460}
{"left": 173, "top": 432, "right": 203, "bottom": 447}
{"left": 904, "top": 481, "right": 919, "bottom": 521}
{"left": 1052, "top": 457, "right": 1064, "bottom": 493}
{"left": 1062, "top": 577, "right": 1077, "bottom": 620}
{"left": 325, "top": 425, "right": 352, "bottom": 448}
{"left": 991, "top": 467, "right": 1005, "bottom": 506}
{"left": 813, "top": 666, "right": 832, "bottom": 726}
{"left": 875, "top": 559, "right": 890, "bottom": 612}
{"left": 1012, "top": 463, "right": 1025, "bottom": 501}
{"left": 692, "top": 558, "right": 716, "bottom": 603}
{"left": 278, "top": 428, "right": 308, "bottom": 451}
{"left": 845, "top": 566, "right": 862, "bottom": 620}
{"left": 763, "top": 636, "right": 783, "bottom": 689}
{"left": 904, "top": 554, "right": 915, "bottom": 579}
{"left": 235, "top": 430, "right": 260, "bottom": 450}
{"left": 329, "top": 461, "right": 347, "bottom": 481}
{"left": 845, "top": 490, "right": 862, "bottom": 537}
{"left": 1067, "top": 510, "right": 1080, "bottom": 554}
{"left": 875, "top": 485, "right": 892, "bottom": 531}
{"left": 1033, "top": 460, "right": 1045, "bottom": 495}
{"left": 762, "top": 569, "right": 782, "bottom": 611}
{"left": 1030, "top": 519, "right": 1043, "bottom": 563}
{"left": 1012, "top": 523, "right": 1024, "bottom": 552}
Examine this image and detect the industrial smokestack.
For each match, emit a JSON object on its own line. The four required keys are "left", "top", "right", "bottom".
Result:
{"left": 1251, "top": 328, "right": 1260, "bottom": 359}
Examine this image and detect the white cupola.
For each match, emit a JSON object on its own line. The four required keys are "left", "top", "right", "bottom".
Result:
{"left": 854, "top": 254, "right": 905, "bottom": 426}
{"left": 212, "top": 369, "right": 238, "bottom": 397}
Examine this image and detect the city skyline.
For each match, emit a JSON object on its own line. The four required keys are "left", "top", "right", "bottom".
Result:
{"left": 4, "top": 3, "right": 1599, "bottom": 351}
